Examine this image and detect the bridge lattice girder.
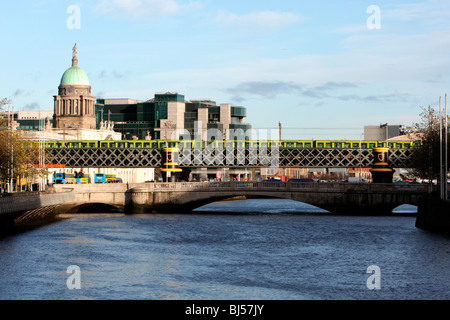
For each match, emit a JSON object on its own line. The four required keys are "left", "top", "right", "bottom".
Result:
{"left": 45, "top": 147, "right": 414, "bottom": 168}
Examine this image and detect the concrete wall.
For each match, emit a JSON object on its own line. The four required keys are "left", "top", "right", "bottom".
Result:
{"left": 0, "top": 191, "right": 75, "bottom": 215}
{"left": 416, "top": 198, "right": 450, "bottom": 235}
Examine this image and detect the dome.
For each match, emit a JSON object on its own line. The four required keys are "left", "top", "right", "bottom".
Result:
{"left": 60, "top": 65, "right": 90, "bottom": 86}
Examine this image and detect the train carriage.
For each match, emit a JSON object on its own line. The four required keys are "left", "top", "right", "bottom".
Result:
{"left": 44, "top": 138, "right": 419, "bottom": 151}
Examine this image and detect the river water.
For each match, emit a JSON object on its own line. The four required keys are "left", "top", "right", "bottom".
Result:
{"left": 0, "top": 199, "right": 449, "bottom": 300}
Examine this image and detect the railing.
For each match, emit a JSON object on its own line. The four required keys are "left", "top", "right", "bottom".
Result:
{"left": 127, "top": 181, "right": 431, "bottom": 193}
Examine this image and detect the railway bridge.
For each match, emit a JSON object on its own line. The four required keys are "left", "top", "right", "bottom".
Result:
{"left": 45, "top": 145, "right": 414, "bottom": 168}
{"left": 54, "top": 181, "right": 432, "bottom": 215}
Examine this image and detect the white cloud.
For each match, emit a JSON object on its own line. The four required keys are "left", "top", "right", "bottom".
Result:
{"left": 95, "top": 0, "right": 201, "bottom": 18}
{"left": 215, "top": 10, "right": 301, "bottom": 29}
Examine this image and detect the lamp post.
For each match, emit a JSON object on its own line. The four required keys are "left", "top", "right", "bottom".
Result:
{"left": 9, "top": 106, "right": 14, "bottom": 193}
{"left": 445, "top": 94, "right": 448, "bottom": 200}
{"left": 163, "top": 121, "right": 175, "bottom": 182}
{"left": 359, "top": 132, "right": 363, "bottom": 181}
{"left": 380, "top": 123, "right": 388, "bottom": 145}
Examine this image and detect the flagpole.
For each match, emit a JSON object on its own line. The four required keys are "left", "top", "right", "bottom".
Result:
{"left": 445, "top": 93, "right": 448, "bottom": 200}
{"left": 440, "top": 96, "right": 444, "bottom": 200}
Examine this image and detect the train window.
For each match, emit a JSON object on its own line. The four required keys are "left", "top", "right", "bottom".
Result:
{"left": 317, "top": 143, "right": 324, "bottom": 148}
{"left": 89, "top": 142, "right": 96, "bottom": 148}
{"left": 352, "top": 143, "right": 359, "bottom": 148}
{"left": 361, "top": 143, "right": 367, "bottom": 149}
{"left": 404, "top": 143, "right": 411, "bottom": 149}
{"left": 335, "top": 142, "right": 342, "bottom": 149}
{"left": 286, "top": 142, "right": 295, "bottom": 148}
{"left": 296, "top": 142, "right": 303, "bottom": 148}
{"left": 377, "top": 142, "right": 384, "bottom": 147}
{"left": 388, "top": 142, "right": 394, "bottom": 148}
{"left": 100, "top": 142, "right": 108, "bottom": 148}
{"left": 135, "top": 142, "right": 142, "bottom": 148}
{"left": 396, "top": 143, "right": 402, "bottom": 149}
{"left": 305, "top": 142, "right": 311, "bottom": 148}
{"left": 81, "top": 142, "right": 87, "bottom": 148}
{"left": 56, "top": 143, "right": 62, "bottom": 148}
{"left": 143, "top": 142, "right": 150, "bottom": 148}
{"left": 47, "top": 143, "right": 54, "bottom": 148}
{"left": 325, "top": 142, "right": 332, "bottom": 148}
{"left": 118, "top": 142, "right": 125, "bottom": 148}
{"left": 344, "top": 143, "right": 351, "bottom": 148}
{"left": 369, "top": 143, "right": 375, "bottom": 148}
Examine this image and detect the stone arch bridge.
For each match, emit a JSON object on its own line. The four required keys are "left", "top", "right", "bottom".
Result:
{"left": 54, "top": 181, "right": 432, "bottom": 215}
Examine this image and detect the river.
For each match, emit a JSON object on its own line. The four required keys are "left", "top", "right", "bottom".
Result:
{"left": 0, "top": 199, "right": 449, "bottom": 300}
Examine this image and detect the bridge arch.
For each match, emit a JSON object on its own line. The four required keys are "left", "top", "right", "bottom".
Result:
{"left": 177, "top": 195, "right": 329, "bottom": 214}
{"left": 65, "top": 202, "right": 124, "bottom": 214}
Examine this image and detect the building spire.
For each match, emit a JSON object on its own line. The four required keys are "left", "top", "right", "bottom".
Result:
{"left": 72, "top": 43, "right": 78, "bottom": 66}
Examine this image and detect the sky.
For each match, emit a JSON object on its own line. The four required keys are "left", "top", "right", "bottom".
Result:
{"left": 1, "top": 0, "right": 450, "bottom": 139}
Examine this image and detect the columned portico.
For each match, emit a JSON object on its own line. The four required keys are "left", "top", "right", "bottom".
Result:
{"left": 53, "top": 44, "right": 96, "bottom": 130}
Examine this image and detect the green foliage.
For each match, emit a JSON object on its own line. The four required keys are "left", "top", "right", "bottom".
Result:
{"left": 409, "top": 106, "right": 449, "bottom": 181}
{"left": 0, "top": 97, "right": 46, "bottom": 191}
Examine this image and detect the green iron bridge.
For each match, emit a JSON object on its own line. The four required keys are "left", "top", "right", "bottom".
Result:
{"left": 45, "top": 145, "right": 414, "bottom": 168}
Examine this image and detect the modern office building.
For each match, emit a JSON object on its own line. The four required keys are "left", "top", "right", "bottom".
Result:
{"left": 364, "top": 124, "right": 408, "bottom": 140}
{"left": 96, "top": 93, "right": 252, "bottom": 141}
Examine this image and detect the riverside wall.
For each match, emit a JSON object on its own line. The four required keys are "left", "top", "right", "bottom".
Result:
{"left": 0, "top": 190, "right": 75, "bottom": 233}
{"left": 416, "top": 197, "right": 450, "bottom": 236}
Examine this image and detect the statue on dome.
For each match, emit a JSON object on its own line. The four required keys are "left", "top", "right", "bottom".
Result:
{"left": 72, "top": 43, "right": 78, "bottom": 66}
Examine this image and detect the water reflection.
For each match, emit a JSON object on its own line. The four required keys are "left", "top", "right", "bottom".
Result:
{"left": 195, "top": 199, "right": 418, "bottom": 215}
{"left": 392, "top": 204, "right": 418, "bottom": 214}
{"left": 194, "top": 198, "right": 329, "bottom": 214}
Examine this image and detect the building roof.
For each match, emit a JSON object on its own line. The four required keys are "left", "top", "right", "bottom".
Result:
{"left": 60, "top": 65, "right": 90, "bottom": 85}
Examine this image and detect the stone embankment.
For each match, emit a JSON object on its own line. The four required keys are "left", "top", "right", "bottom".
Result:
{"left": 0, "top": 189, "right": 75, "bottom": 235}
{"left": 416, "top": 197, "right": 450, "bottom": 236}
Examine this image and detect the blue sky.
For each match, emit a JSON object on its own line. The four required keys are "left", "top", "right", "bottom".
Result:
{"left": 1, "top": 0, "right": 450, "bottom": 139}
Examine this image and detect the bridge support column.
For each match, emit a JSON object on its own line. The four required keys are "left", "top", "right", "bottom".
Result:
{"left": 370, "top": 147, "right": 394, "bottom": 183}
{"left": 161, "top": 147, "right": 183, "bottom": 182}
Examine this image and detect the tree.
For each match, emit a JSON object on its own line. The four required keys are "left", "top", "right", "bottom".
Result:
{"left": 409, "top": 106, "right": 449, "bottom": 183}
{"left": 0, "top": 97, "right": 46, "bottom": 192}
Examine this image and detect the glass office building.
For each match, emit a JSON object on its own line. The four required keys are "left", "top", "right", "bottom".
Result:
{"left": 96, "top": 92, "right": 252, "bottom": 140}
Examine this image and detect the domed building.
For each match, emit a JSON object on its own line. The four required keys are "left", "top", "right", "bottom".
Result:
{"left": 53, "top": 44, "right": 97, "bottom": 129}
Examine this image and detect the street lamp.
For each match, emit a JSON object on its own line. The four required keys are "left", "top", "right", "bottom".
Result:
{"left": 380, "top": 123, "right": 388, "bottom": 145}
{"left": 163, "top": 121, "right": 176, "bottom": 182}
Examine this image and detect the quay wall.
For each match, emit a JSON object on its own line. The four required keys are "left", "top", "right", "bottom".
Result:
{"left": 0, "top": 190, "right": 75, "bottom": 232}
{"left": 416, "top": 198, "right": 450, "bottom": 236}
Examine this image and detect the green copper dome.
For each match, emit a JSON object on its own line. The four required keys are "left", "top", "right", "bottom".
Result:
{"left": 60, "top": 65, "right": 90, "bottom": 86}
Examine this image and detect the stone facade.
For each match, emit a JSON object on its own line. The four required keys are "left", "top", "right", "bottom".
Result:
{"left": 53, "top": 44, "right": 97, "bottom": 130}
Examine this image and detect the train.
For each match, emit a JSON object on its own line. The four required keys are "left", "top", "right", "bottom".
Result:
{"left": 44, "top": 139, "right": 419, "bottom": 150}
{"left": 53, "top": 172, "right": 122, "bottom": 184}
